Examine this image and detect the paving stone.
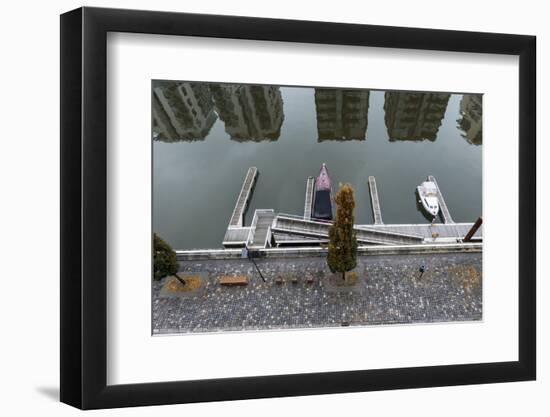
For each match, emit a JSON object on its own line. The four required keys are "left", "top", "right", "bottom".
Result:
{"left": 152, "top": 253, "right": 482, "bottom": 334}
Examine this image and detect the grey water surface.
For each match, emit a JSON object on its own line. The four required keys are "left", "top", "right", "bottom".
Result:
{"left": 152, "top": 81, "right": 482, "bottom": 250}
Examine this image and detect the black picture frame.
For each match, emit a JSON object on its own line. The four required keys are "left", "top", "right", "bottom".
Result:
{"left": 60, "top": 6, "right": 536, "bottom": 410}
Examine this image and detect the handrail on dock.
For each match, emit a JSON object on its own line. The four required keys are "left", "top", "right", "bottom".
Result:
{"left": 304, "top": 176, "right": 315, "bottom": 220}
{"left": 247, "top": 209, "right": 275, "bottom": 249}
{"left": 273, "top": 213, "right": 423, "bottom": 246}
{"left": 368, "top": 176, "right": 383, "bottom": 225}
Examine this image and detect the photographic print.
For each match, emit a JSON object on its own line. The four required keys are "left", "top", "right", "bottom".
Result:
{"left": 60, "top": 9, "right": 536, "bottom": 407}
{"left": 152, "top": 80, "right": 483, "bottom": 335}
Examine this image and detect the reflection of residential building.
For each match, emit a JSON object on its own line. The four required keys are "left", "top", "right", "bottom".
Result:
{"left": 384, "top": 92, "right": 450, "bottom": 141}
{"left": 152, "top": 81, "right": 217, "bottom": 142}
{"left": 210, "top": 84, "right": 284, "bottom": 141}
{"left": 314, "top": 89, "right": 369, "bottom": 141}
{"left": 457, "top": 94, "right": 482, "bottom": 145}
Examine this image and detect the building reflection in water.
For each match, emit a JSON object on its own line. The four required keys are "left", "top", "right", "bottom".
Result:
{"left": 152, "top": 82, "right": 478, "bottom": 146}
{"left": 457, "top": 94, "right": 482, "bottom": 145}
{"left": 314, "top": 89, "right": 369, "bottom": 141}
{"left": 210, "top": 84, "right": 284, "bottom": 142}
{"left": 384, "top": 92, "right": 450, "bottom": 142}
{"left": 152, "top": 81, "right": 217, "bottom": 142}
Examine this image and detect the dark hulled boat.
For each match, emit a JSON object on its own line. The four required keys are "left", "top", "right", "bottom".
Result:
{"left": 312, "top": 163, "right": 333, "bottom": 221}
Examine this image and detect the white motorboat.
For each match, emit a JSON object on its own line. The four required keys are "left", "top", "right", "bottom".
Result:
{"left": 417, "top": 180, "right": 439, "bottom": 218}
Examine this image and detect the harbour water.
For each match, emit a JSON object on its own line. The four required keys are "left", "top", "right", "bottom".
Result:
{"left": 152, "top": 81, "right": 482, "bottom": 250}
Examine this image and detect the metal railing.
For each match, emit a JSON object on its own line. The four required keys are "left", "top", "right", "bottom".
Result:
{"left": 275, "top": 213, "right": 423, "bottom": 240}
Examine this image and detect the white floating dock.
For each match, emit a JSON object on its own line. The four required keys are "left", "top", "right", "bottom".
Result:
{"left": 228, "top": 167, "right": 258, "bottom": 227}
{"left": 368, "top": 176, "right": 383, "bottom": 225}
{"left": 304, "top": 176, "right": 314, "bottom": 220}
{"left": 428, "top": 175, "right": 454, "bottom": 224}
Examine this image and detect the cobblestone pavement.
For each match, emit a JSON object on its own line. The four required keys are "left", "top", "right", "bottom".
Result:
{"left": 152, "top": 253, "right": 482, "bottom": 334}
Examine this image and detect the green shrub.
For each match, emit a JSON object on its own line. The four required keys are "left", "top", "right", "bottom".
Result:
{"left": 153, "top": 233, "right": 179, "bottom": 280}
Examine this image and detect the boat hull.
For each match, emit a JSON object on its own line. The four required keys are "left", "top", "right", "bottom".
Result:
{"left": 416, "top": 185, "right": 439, "bottom": 218}
{"left": 313, "top": 189, "right": 333, "bottom": 220}
{"left": 312, "top": 163, "right": 333, "bottom": 221}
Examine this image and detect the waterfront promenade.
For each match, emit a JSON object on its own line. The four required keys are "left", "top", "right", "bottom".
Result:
{"left": 153, "top": 252, "right": 482, "bottom": 334}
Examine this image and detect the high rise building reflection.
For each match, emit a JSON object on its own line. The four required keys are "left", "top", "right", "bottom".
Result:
{"left": 152, "top": 81, "right": 217, "bottom": 142}
{"left": 210, "top": 84, "right": 284, "bottom": 141}
{"left": 314, "top": 89, "right": 369, "bottom": 141}
{"left": 384, "top": 92, "right": 450, "bottom": 141}
{"left": 457, "top": 94, "right": 482, "bottom": 145}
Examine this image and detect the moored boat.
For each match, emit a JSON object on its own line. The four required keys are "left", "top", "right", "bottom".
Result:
{"left": 312, "top": 163, "right": 333, "bottom": 221}
{"left": 417, "top": 179, "right": 439, "bottom": 218}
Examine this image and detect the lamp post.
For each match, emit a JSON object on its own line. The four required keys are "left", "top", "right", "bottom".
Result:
{"left": 242, "top": 247, "right": 266, "bottom": 282}
{"left": 418, "top": 265, "right": 426, "bottom": 280}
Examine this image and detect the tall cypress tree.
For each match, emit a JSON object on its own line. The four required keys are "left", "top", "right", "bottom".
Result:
{"left": 327, "top": 184, "right": 358, "bottom": 280}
